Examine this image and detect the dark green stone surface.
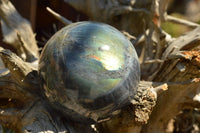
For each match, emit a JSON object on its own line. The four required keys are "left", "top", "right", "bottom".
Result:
{"left": 39, "top": 22, "right": 140, "bottom": 122}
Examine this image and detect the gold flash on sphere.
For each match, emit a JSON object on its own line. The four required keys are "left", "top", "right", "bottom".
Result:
{"left": 39, "top": 21, "right": 140, "bottom": 123}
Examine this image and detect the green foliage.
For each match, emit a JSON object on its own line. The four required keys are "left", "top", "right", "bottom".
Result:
{"left": 161, "top": 13, "right": 191, "bottom": 37}
{"left": 197, "top": 20, "right": 200, "bottom": 24}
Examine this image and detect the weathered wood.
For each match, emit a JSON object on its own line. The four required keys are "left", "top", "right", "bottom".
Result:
{"left": 149, "top": 27, "right": 200, "bottom": 81}
{"left": 0, "top": 0, "right": 39, "bottom": 62}
{"left": 142, "top": 27, "right": 200, "bottom": 132}
{"left": 0, "top": 46, "right": 161, "bottom": 133}
{"left": 64, "top": 0, "right": 152, "bottom": 36}
{"left": 95, "top": 81, "right": 168, "bottom": 133}
{"left": 46, "top": 7, "right": 72, "bottom": 25}
{"left": 0, "top": 47, "right": 38, "bottom": 92}
{"left": 0, "top": 0, "right": 200, "bottom": 132}
{"left": 163, "top": 27, "right": 200, "bottom": 60}
{"left": 0, "top": 47, "right": 97, "bottom": 133}
{"left": 142, "top": 79, "right": 200, "bottom": 133}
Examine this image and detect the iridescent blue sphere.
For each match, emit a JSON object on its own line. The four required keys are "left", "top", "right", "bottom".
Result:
{"left": 39, "top": 22, "right": 140, "bottom": 123}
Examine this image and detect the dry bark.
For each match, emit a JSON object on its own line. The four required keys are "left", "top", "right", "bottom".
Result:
{"left": 141, "top": 27, "right": 200, "bottom": 132}
{"left": 64, "top": 0, "right": 152, "bottom": 36}
{"left": 0, "top": 47, "right": 161, "bottom": 133}
{"left": 0, "top": 0, "right": 200, "bottom": 133}
{"left": 0, "top": 0, "right": 39, "bottom": 62}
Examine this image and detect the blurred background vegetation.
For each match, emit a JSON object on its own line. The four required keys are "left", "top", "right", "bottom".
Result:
{"left": 162, "top": 0, "right": 200, "bottom": 37}
{"left": 1, "top": 0, "right": 199, "bottom": 47}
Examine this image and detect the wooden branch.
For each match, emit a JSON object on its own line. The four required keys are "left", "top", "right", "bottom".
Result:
{"left": 108, "top": 6, "right": 151, "bottom": 17}
{"left": 0, "top": 0, "right": 39, "bottom": 62}
{"left": 0, "top": 1, "right": 199, "bottom": 132}
{"left": 96, "top": 81, "right": 167, "bottom": 133}
{"left": 166, "top": 15, "right": 200, "bottom": 28}
{"left": 121, "top": 31, "right": 136, "bottom": 40}
{"left": 0, "top": 47, "right": 39, "bottom": 94}
{"left": 64, "top": 0, "right": 152, "bottom": 36}
{"left": 163, "top": 27, "right": 200, "bottom": 59}
{"left": 138, "top": 0, "right": 168, "bottom": 79}
{"left": 142, "top": 79, "right": 200, "bottom": 132}
{"left": 0, "top": 47, "right": 96, "bottom": 133}
{"left": 46, "top": 7, "right": 72, "bottom": 25}
{"left": 159, "top": 0, "right": 170, "bottom": 22}
{"left": 0, "top": 47, "right": 160, "bottom": 132}
{"left": 0, "top": 32, "right": 199, "bottom": 133}
{"left": 149, "top": 27, "right": 200, "bottom": 80}
{"left": 143, "top": 28, "right": 200, "bottom": 132}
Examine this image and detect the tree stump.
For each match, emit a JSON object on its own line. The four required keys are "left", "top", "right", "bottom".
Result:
{"left": 0, "top": 0, "right": 200, "bottom": 132}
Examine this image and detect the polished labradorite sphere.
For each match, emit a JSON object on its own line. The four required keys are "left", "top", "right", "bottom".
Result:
{"left": 39, "top": 21, "right": 140, "bottom": 123}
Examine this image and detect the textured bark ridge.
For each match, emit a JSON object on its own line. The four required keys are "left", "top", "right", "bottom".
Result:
{"left": 0, "top": 0, "right": 200, "bottom": 133}
{"left": 0, "top": 0, "right": 39, "bottom": 62}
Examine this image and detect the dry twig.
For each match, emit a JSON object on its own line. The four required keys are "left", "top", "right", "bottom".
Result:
{"left": 166, "top": 15, "right": 200, "bottom": 28}
{"left": 46, "top": 7, "right": 72, "bottom": 25}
